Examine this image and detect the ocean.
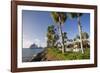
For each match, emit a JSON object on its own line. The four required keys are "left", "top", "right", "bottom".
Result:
{"left": 22, "top": 48, "right": 44, "bottom": 62}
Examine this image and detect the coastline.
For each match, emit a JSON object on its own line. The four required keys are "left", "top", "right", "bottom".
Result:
{"left": 22, "top": 48, "right": 45, "bottom": 62}
{"left": 31, "top": 47, "right": 90, "bottom": 61}
{"left": 31, "top": 49, "right": 47, "bottom": 61}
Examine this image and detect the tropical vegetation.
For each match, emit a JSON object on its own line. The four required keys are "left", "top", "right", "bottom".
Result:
{"left": 45, "top": 12, "right": 90, "bottom": 60}
{"left": 31, "top": 12, "right": 90, "bottom": 61}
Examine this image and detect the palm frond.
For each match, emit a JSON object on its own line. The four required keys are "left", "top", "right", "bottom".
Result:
{"left": 68, "top": 13, "right": 83, "bottom": 19}
{"left": 51, "top": 12, "right": 59, "bottom": 23}
{"left": 51, "top": 12, "right": 67, "bottom": 24}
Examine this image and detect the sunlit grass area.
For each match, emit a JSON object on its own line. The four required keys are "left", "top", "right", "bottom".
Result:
{"left": 46, "top": 48, "right": 90, "bottom": 60}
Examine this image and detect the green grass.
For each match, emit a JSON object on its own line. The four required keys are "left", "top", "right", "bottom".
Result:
{"left": 46, "top": 47, "right": 90, "bottom": 60}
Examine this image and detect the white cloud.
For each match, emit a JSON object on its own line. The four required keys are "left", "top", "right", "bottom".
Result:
{"left": 23, "top": 39, "right": 33, "bottom": 48}
{"left": 44, "top": 37, "right": 47, "bottom": 41}
{"left": 23, "top": 37, "right": 47, "bottom": 48}
{"left": 41, "top": 43, "right": 46, "bottom": 47}
{"left": 23, "top": 38, "right": 41, "bottom": 48}
{"left": 41, "top": 37, "right": 47, "bottom": 47}
{"left": 34, "top": 39, "right": 40, "bottom": 47}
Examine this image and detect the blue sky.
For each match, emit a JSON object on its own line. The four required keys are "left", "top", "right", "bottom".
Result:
{"left": 22, "top": 10, "right": 90, "bottom": 48}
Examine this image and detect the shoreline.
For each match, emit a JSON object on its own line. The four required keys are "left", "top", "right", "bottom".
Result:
{"left": 31, "top": 49, "right": 47, "bottom": 62}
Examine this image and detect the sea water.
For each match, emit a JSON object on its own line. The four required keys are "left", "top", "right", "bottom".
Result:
{"left": 22, "top": 48, "right": 44, "bottom": 62}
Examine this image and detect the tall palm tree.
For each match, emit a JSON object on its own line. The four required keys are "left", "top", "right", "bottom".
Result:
{"left": 68, "top": 13, "right": 84, "bottom": 54}
{"left": 51, "top": 12, "right": 67, "bottom": 54}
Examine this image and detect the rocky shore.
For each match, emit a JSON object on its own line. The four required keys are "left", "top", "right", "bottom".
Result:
{"left": 31, "top": 49, "right": 47, "bottom": 61}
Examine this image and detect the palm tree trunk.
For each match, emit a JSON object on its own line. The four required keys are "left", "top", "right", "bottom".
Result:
{"left": 59, "top": 24, "right": 65, "bottom": 54}
{"left": 58, "top": 16, "right": 65, "bottom": 54}
{"left": 77, "top": 14, "right": 84, "bottom": 54}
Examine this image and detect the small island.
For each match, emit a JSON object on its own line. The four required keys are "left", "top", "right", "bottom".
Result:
{"left": 29, "top": 43, "right": 43, "bottom": 49}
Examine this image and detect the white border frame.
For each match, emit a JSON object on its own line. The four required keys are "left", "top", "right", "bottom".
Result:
{"left": 17, "top": 5, "right": 94, "bottom": 68}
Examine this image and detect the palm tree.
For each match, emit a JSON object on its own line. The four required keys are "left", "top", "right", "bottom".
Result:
{"left": 68, "top": 13, "right": 84, "bottom": 54}
{"left": 62, "top": 32, "right": 67, "bottom": 49}
{"left": 75, "top": 32, "right": 89, "bottom": 40}
{"left": 47, "top": 25, "right": 55, "bottom": 47}
{"left": 47, "top": 25, "right": 59, "bottom": 47}
{"left": 74, "top": 32, "right": 89, "bottom": 49}
{"left": 81, "top": 32, "right": 89, "bottom": 40}
{"left": 81, "top": 32, "right": 89, "bottom": 49}
{"left": 51, "top": 12, "right": 67, "bottom": 54}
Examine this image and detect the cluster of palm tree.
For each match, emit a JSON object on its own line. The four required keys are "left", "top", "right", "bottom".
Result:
{"left": 73, "top": 32, "right": 89, "bottom": 48}
{"left": 47, "top": 12, "right": 86, "bottom": 54}
{"left": 74, "top": 32, "right": 89, "bottom": 40}
{"left": 47, "top": 25, "right": 59, "bottom": 47}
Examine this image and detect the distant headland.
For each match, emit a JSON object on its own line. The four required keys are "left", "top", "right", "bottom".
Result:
{"left": 29, "top": 43, "right": 43, "bottom": 49}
